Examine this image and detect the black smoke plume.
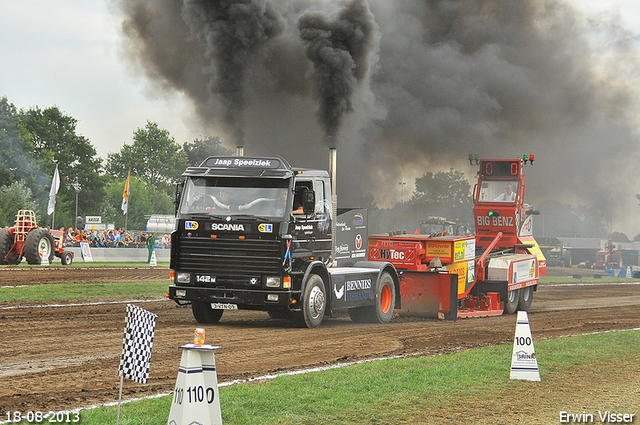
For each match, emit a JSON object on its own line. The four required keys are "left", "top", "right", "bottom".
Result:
{"left": 298, "top": 0, "right": 379, "bottom": 146}
{"left": 181, "top": 0, "right": 285, "bottom": 144}
{"left": 117, "top": 0, "right": 284, "bottom": 145}
{"left": 113, "top": 0, "right": 640, "bottom": 235}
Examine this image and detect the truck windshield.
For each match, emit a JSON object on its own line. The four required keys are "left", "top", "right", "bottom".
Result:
{"left": 477, "top": 180, "right": 519, "bottom": 204}
{"left": 179, "top": 177, "right": 291, "bottom": 218}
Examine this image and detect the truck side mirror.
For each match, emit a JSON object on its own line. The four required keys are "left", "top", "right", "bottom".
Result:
{"left": 174, "top": 181, "right": 183, "bottom": 214}
{"left": 302, "top": 188, "right": 315, "bottom": 215}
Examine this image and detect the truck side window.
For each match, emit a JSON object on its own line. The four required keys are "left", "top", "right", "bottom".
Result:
{"left": 294, "top": 182, "right": 313, "bottom": 215}
{"left": 314, "top": 180, "right": 327, "bottom": 216}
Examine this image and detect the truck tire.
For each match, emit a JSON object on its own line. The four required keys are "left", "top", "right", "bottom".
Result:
{"left": 504, "top": 288, "right": 519, "bottom": 314}
{"left": 0, "top": 228, "right": 21, "bottom": 265}
{"left": 349, "top": 272, "right": 396, "bottom": 324}
{"left": 369, "top": 272, "right": 396, "bottom": 323}
{"left": 192, "top": 301, "right": 224, "bottom": 324}
{"left": 60, "top": 251, "right": 73, "bottom": 266}
{"left": 517, "top": 286, "right": 534, "bottom": 311}
{"left": 24, "top": 228, "right": 55, "bottom": 265}
{"left": 295, "top": 274, "right": 326, "bottom": 328}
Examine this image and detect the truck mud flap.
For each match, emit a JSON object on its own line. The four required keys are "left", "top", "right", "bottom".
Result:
{"left": 397, "top": 271, "right": 457, "bottom": 320}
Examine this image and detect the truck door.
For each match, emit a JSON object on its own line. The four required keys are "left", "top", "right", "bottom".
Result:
{"left": 289, "top": 178, "right": 332, "bottom": 260}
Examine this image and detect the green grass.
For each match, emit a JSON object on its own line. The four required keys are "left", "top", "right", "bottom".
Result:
{"left": 0, "top": 281, "right": 168, "bottom": 303}
{"left": 539, "top": 275, "right": 627, "bottom": 284}
{"left": 71, "top": 329, "right": 640, "bottom": 425}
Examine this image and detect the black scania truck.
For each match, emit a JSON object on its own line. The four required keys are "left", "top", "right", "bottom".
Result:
{"left": 168, "top": 150, "right": 400, "bottom": 328}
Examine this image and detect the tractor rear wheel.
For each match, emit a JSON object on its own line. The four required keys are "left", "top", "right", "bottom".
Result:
{"left": 24, "top": 228, "right": 55, "bottom": 265}
{"left": 0, "top": 229, "right": 20, "bottom": 265}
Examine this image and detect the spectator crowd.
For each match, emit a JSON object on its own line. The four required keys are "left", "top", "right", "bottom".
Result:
{"left": 59, "top": 227, "right": 171, "bottom": 249}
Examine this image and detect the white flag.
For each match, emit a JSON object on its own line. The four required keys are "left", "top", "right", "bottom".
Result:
{"left": 47, "top": 165, "right": 60, "bottom": 215}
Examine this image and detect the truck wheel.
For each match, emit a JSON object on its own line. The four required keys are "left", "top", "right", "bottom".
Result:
{"left": 61, "top": 251, "right": 73, "bottom": 266}
{"left": 295, "top": 274, "right": 326, "bottom": 328}
{"left": 504, "top": 288, "right": 519, "bottom": 314}
{"left": 0, "top": 228, "right": 20, "bottom": 265}
{"left": 369, "top": 272, "right": 396, "bottom": 323}
{"left": 350, "top": 272, "right": 396, "bottom": 324}
{"left": 517, "top": 286, "right": 534, "bottom": 311}
{"left": 24, "top": 229, "right": 55, "bottom": 265}
{"left": 192, "top": 301, "right": 224, "bottom": 324}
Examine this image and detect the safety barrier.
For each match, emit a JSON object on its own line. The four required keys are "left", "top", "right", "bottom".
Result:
{"left": 66, "top": 247, "right": 171, "bottom": 263}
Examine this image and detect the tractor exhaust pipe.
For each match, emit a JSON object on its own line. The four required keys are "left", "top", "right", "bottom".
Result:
{"left": 235, "top": 145, "right": 244, "bottom": 156}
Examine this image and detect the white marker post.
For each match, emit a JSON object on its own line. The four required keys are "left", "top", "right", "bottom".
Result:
{"left": 510, "top": 311, "right": 541, "bottom": 381}
{"left": 167, "top": 344, "right": 223, "bottom": 425}
{"left": 149, "top": 250, "right": 157, "bottom": 267}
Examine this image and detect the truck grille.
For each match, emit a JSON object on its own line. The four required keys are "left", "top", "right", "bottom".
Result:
{"left": 176, "top": 235, "right": 281, "bottom": 285}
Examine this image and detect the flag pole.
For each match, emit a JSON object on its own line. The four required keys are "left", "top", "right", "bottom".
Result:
{"left": 116, "top": 374, "right": 124, "bottom": 425}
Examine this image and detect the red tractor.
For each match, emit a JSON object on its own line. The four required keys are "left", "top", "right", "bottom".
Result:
{"left": 0, "top": 210, "right": 74, "bottom": 265}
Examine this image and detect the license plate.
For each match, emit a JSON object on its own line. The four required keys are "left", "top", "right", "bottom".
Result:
{"left": 211, "top": 303, "right": 238, "bottom": 310}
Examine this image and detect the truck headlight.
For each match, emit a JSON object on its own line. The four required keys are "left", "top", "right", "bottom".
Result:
{"left": 176, "top": 272, "right": 190, "bottom": 284}
{"left": 265, "top": 277, "right": 281, "bottom": 288}
{"left": 267, "top": 294, "right": 279, "bottom": 302}
{"left": 175, "top": 289, "right": 187, "bottom": 298}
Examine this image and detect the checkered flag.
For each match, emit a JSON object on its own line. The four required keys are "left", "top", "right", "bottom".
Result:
{"left": 118, "top": 304, "right": 157, "bottom": 384}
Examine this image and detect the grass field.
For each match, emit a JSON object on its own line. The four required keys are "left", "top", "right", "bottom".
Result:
{"left": 73, "top": 330, "right": 640, "bottom": 425}
{"left": 0, "top": 281, "right": 167, "bottom": 304}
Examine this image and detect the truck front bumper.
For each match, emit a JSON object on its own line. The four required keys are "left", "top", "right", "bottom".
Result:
{"left": 168, "top": 285, "right": 299, "bottom": 309}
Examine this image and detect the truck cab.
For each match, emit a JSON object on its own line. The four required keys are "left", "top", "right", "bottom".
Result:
{"left": 168, "top": 155, "right": 399, "bottom": 328}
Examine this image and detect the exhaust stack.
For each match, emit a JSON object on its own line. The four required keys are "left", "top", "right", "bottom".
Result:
{"left": 329, "top": 148, "right": 337, "bottom": 198}
{"left": 330, "top": 148, "right": 337, "bottom": 263}
{"left": 235, "top": 145, "right": 244, "bottom": 156}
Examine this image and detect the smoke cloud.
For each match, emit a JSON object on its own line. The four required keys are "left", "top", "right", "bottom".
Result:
{"left": 181, "top": 0, "right": 285, "bottom": 143}
{"left": 113, "top": 0, "right": 640, "bottom": 235}
{"left": 298, "top": 0, "right": 380, "bottom": 146}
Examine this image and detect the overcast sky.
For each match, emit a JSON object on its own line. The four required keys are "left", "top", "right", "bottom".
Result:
{"left": 1, "top": 0, "right": 638, "bottom": 160}
{"left": 1, "top": 1, "right": 203, "bottom": 159}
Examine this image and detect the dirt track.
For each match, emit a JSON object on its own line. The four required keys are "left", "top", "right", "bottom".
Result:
{"left": 1, "top": 266, "right": 639, "bottom": 414}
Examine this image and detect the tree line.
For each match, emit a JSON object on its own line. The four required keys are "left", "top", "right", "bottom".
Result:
{"left": 0, "top": 96, "right": 230, "bottom": 231}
